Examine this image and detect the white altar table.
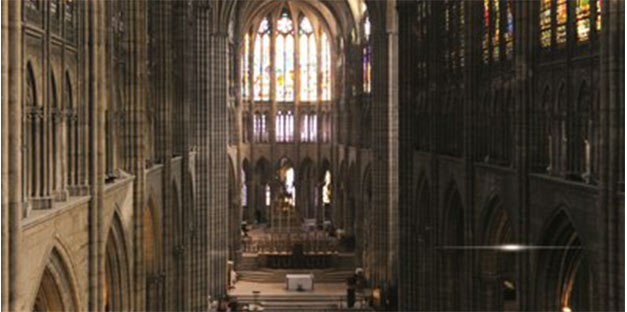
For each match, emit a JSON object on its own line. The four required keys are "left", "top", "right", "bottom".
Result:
{"left": 286, "top": 273, "right": 314, "bottom": 291}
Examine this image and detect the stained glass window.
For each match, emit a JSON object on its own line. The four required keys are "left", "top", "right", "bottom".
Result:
{"left": 321, "top": 33, "right": 331, "bottom": 101}
{"left": 254, "top": 18, "right": 271, "bottom": 101}
{"left": 241, "top": 33, "right": 250, "bottom": 99}
{"left": 556, "top": 0, "right": 568, "bottom": 45}
{"left": 276, "top": 11, "right": 295, "bottom": 102}
{"left": 492, "top": 0, "right": 500, "bottom": 60}
{"left": 459, "top": 3, "right": 466, "bottom": 68}
{"left": 299, "top": 17, "right": 317, "bottom": 102}
{"left": 576, "top": 0, "right": 591, "bottom": 42}
{"left": 505, "top": 1, "right": 514, "bottom": 58}
{"left": 596, "top": 0, "right": 602, "bottom": 31}
{"left": 483, "top": 0, "right": 491, "bottom": 62}
{"left": 276, "top": 111, "right": 284, "bottom": 142}
{"left": 287, "top": 111, "right": 294, "bottom": 142}
{"left": 540, "top": 0, "right": 552, "bottom": 48}
{"left": 261, "top": 113, "right": 268, "bottom": 142}
{"left": 322, "top": 170, "right": 332, "bottom": 204}
{"left": 309, "top": 113, "right": 317, "bottom": 142}
{"left": 301, "top": 114, "right": 309, "bottom": 142}
{"left": 363, "top": 17, "right": 372, "bottom": 94}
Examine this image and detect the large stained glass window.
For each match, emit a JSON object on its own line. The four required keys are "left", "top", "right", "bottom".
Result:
{"left": 241, "top": 33, "right": 250, "bottom": 100}
{"left": 276, "top": 10, "right": 295, "bottom": 102}
{"left": 596, "top": 0, "right": 601, "bottom": 31}
{"left": 363, "top": 17, "right": 372, "bottom": 94}
{"left": 276, "top": 110, "right": 294, "bottom": 142}
{"left": 459, "top": 3, "right": 465, "bottom": 68}
{"left": 505, "top": 1, "right": 514, "bottom": 58}
{"left": 299, "top": 16, "right": 317, "bottom": 102}
{"left": 576, "top": 0, "right": 591, "bottom": 42}
{"left": 556, "top": 0, "right": 568, "bottom": 45}
{"left": 483, "top": 0, "right": 490, "bottom": 62}
{"left": 254, "top": 18, "right": 271, "bottom": 101}
{"left": 245, "top": 9, "right": 331, "bottom": 103}
{"left": 540, "top": 0, "right": 552, "bottom": 48}
{"left": 492, "top": 0, "right": 500, "bottom": 60}
{"left": 321, "top": 33, "right": 331, "bottom": 101}
{"left": 484, "top": 0, "right": 512, "bottom": 63}
{"left": 241, "top": 6, "right": 333, "bottom": 145}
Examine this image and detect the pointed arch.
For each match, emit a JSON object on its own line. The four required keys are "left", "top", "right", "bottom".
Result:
{"left": 104, "top": 211, "right": 131, "bottom": 312}
{"left": 478, "top": 195, "right": 516, "bottom": 310}
{"left": 31, "top": 246, "right": 80, "bottom": 312}
{"left": 535, "top": 208, "right": 596, "bottom": 311}
{"left": 440, "top": 182, "right": 465, "bottom": 311}
{"left": 24, "top": 62, "right": 39, "bottom": 198}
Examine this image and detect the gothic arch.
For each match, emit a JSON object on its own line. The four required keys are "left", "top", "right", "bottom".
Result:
{"left": 408, "top": 174, "right": 431, "bottom": 310}
{"left": 298, "top": 158, "right": 317, "bottom": 219}
{"left": 535, "top": 208, "right": 597, "bottom": 311}
{"left": 104, "top": 211, "right": 131, "bottom": 312}
{"left": 440, "top": 182, "right": 465, "bottom": 311}
{"left": 31, "top": 246, "right": 80, "bottom": 312}
{"left": 143, "top": 196, "right": 161, "bottom": 311}
{"left": 254, "top": 157, "right": 271, "bottom": 223}
{"left": 477, "top": 195, "right": 516, "bottom": 311}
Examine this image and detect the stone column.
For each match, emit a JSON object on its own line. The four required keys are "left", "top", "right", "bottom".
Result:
{"left": 396, "top": 1, "right": 416, "bottom": 309}
{"left": 4, "top": 0, "right": 23, "bottom": 309}
{"left": 368, "top": 0, "right": 399, "bottom": 302}
{"left": 124, "top": 0, "right": 149, "bottom": 309}
{"left": 87, "top": 0, "right": 107, "bottom": 310}
{"left": 514, "top": 0, "right": 534, "bottom": 309}
{"left": 597, "top": 1, "right": 624, "bottom": 311}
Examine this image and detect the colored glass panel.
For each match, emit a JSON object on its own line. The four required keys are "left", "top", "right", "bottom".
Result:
{"left": 241, "top": 33, "right": 249, "bottom": 99}
{"left": 576, "top": 0, "right": 591, "bottom": 42}
{"left": 321, "top": 33, "right": 331, "bottom": 101}
{"left": 596, "top": 0, "right": 601, "bottom": 30}
{"left": 505, "top": 1, "right": 514, "bottom": 58}
{"left": 556, "top": 0, "right": 567, "bottom": 45}
{"left": 275, "top": 11, "right": 294, "bottom": 102}
{"left": 540, "top": 0, "right": 552, "bottom": 48}
{"left": 363, "top": 17, "right": 372, "bottom": 93}
{"left": 460, "top": 2, "right": 466, "bottom": 68}
{"left": 299, "top": 17, "right": 317, "bottom": 102}
{"left": 253, "top": 34, "right": 262, "bottom": 100}
{"left": 254, "top": 18, "right": 271, "bottom": 101}
{"left": 492, "top": 0, "right": 500, "bottom": 60}
{"left": 483, "top": 0, "right": 490, "bottom": 62}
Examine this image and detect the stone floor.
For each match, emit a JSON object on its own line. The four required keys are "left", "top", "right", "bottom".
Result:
{"left": 229, "top": 275, "right": 370, "bottom": 310}
{"left": 230, "top": 280, "right": 347, "bottom": 296}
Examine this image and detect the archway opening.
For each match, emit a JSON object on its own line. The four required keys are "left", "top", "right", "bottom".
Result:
{"left": 104, "top": 214, "right": 130, "bottom": 312}
{"left": 536, "top": 210, "right": 595, "bottom": 311}
{"left": 32, "top": 249, "right": 76, "bottom": 312}
{"left": 480, "top": 198, "right": 515, "bottom": 311}
{"left": 441, "top": 186, "right": 464, "bottom": 311}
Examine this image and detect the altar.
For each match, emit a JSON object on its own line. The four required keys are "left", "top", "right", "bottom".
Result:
{"left": 240, "top": 180, "right": 339, "bottom": 269}
{"left": 286, "top": 273, "right": 314, "bottom": 291}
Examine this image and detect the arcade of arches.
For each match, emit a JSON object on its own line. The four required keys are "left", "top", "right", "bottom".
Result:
{"left": 2, "top": 0, "right": 624, "bottom": 311}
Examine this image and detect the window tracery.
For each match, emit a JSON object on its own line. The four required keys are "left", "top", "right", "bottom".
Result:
{"left": 483, "top": 0, "right": 514, "bottom": 63}
{"left": 539, "top": 0, "right": 601, "bottom": 48}
{"left": 362, "top": 16, "right": 372, "bottom": 94}
{"left": 242, "top": 6, "right": 333, "bottom": 145}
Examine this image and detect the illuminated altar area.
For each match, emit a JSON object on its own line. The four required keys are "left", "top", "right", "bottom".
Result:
{"left": 240, "top": 161, "right": 340, "bottom": 269}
